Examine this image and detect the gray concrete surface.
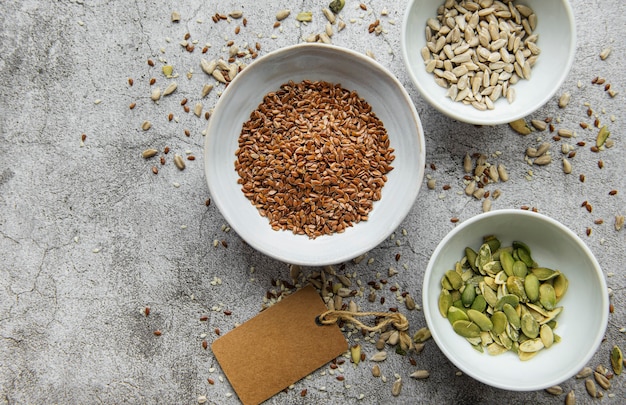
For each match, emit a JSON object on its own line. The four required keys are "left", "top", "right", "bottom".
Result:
{"left": 1, "top": 0, "right": 625, "bottom": 404}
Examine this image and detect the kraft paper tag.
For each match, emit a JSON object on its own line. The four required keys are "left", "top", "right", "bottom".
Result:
{"left": 212, "top": 285, "right": 348, "bottom": 405}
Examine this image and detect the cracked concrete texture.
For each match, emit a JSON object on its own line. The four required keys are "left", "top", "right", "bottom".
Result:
{"left": 1, "top": 0, "right": 625, "bottom": 404}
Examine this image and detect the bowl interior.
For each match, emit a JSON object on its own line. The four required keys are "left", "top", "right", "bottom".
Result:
{"left": 204, "top": 44, "right": 425, "bottom": 266}
{"left": 423, "top": 210, "right": 608, "bottom": 391}
{"left": 402, "top": 0, "right": 576, "bottom": 125}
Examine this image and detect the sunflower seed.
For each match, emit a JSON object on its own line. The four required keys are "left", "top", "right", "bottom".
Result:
{"left": 545, "top": 386, "right": 563, "bottom": 395}
{"left": 565, "top": 390, "right": 575, "bottom": 405}
{"left": 391, "top": 378, "right": 402, "bottom": 396}
{"left": 562, "top": 158, "right": 572, "bottom": 174}
{"left": 276, "top": 9, "right": 291, "bottom": 21}
{"left": 616, "top": 215, "right": 624, "bottom": 231}
{"left": 141, "top": 121, "right": 152, "bottom": 131}
{"left": 369, "top": 351, "right": 388, "bottom": 362}
{"left": 200, "top": 59, "right": 217, "bottom": 75}
{"left": 585, "top": 378, "right": 598, "bottom": 398}
{"left": 594, "top": 371, "right": 610, "bottom": 390}
{"left": 410, "top": 370, "right": 430, "bottom": 379}
{"left": 174, "top": 154, "right": 186, "bottom": 170}
{"left": 163, "top": 82, "right": 177, "bottom": 96}
{"left": 558, "top": 92, "right": 571, "bottom": 108}
{"left": 142, "top": 149, "right": 158, "bottom": 159}
{"left": 600, "top": 47, "right": 612, "bottom": 60}
{"left": 371, "top": 364, "right": 381, "bottom": 377}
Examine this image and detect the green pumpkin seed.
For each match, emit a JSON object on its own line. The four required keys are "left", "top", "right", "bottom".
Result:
{"left": 483, "top": 235, "right": 501, "bottom": 252}
{"left": 494, "top": 271, "right": 508, "bottom": 285}
{"left": 495, "top": 294, "right": 520, "bottom": 311}
{"left": 465, "top": 247, "right": 478, "bottom": 271}
{"left": 553, "top": 273, "right": 568, "bottom": 301}
{"left": 467, "top": 309, "right": 493, "bottom": 331}
{"left": 524, "top": 273, "right": 540, "bottom": 302}
{"left": 480, "top": 282, "right": 498, "bottom": 308}
{"left": 447, "top": 306, "right": 469, "bottom": 324}
{"left": 539, "top": 283, "right": 557, "bottom": 310}
{"left": 519, "top": 337, "right": 544, "bottom": 353}
{"left": 491, "top": 311, "right": 508, "bottom": 335}
{"left": 452, "top": 320, "right": 481, "bottom": 338}
{"left": 596, "top": 125, "right": 610, "bottom": 148}
{"left": 610, "top": 345, "right": 623, "bottom": 375}
{"left": 506, "top": 276, "right": 528, "bottom": 302}
{"left": 470, "top": 295, "right": 487, "bottom": 312}
{"left": 444, "top": 270, "right": 463, "bottom": 290}
{"left": 439, "top": 289, "right": 453, "bottom": 317}
{"left": 500, "top": 250, "right": 515, "bottom": 276}
{"left": 540, "top": 324, "right": 554, "bottom": 348}
{"left": 461, "top": 285, "right": 476, "bottom": 307}
{"left": 531, "top": 267, "right": 560, "bottom": 281}
{"left": 503, "top": 303, "right": 521, "bottom": 330}
{"left": 512, "top": 260, "right": 528, "bottom": 278}
{"left": 521, "top": 313, "right": 539, "bottom": 338}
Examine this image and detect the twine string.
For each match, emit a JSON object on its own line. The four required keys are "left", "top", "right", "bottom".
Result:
{"left": 317, "top": 309, "right": 414, "bottom": 351}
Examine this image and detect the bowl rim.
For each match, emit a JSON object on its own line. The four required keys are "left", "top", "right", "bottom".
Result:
{"left": 400, "top": 0, "right": 577, "bottom": 125}
{"left": 422, "top": 209, "right": 609, "bottom": 391}
{"left": 203, "top": 43, "right": 426, "bottom": 266}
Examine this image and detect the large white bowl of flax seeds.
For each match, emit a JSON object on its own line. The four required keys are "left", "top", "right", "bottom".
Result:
{"left": 204, "top": 43, "right": 425, "bottom": 266}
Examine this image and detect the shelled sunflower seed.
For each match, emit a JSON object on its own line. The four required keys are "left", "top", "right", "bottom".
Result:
{"left": 438, "top": 236, "right": 568, "bottom": 360}
{"left": 422, "top": 1, "right": 540, "bottom": 110}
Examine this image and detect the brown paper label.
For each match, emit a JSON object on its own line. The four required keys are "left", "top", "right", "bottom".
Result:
{"left": 211, "top": 285, "right": 348, "bottom": 405}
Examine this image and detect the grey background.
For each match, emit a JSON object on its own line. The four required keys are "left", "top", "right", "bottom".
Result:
{"left": 1, "top": 0, "right": 624, "bottom": 404}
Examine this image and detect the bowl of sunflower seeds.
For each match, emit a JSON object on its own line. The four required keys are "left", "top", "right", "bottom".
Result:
{"left": 204, "top": 43, "right": 426, "bottom": 266}
{"left": 401, "top": 0, "right": 576, "bottom": 125}
{"left": 422, "top": 209, "right": 609, "bottom": 391}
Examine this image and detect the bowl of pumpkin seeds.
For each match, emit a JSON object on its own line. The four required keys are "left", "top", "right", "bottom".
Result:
{"left": 401, "top": 0, "right": 576, "bottom": 125}
{"left": 422, "top": 209, "right": 609, "bottom": 391}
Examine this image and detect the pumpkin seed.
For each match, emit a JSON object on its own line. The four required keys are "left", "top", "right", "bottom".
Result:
{"left": 539, "top": 284, "right": 557, "bottom": 310}
{"left": 351, "top": 344, "right": 361, "bottom": 365}
{"left": 503, "top": 303, "right": 521, "bottom": 330}
{"left": 519, "top": 337, "right": 543, "bottom": 352}
{"left": 509, "top": 118, "right": 532, "bottom": 135}
{"left": 521, "top": 313, "right": 539, "bottom": 339}
{"left": 439, "top": 289, "right": 453, "bottom": 317}
{"left": 413, "top": 327, "right": 432, "bottom": 343}
{"left": 453, "top": 320, "right": 481, "bottom": 338}
{"left": 611, "top": 345, "right": 623, "bottom": 375}
{"left": 531, "top": 267, "right": 560, "bottom": 281}
{"left": 524, "top": 273, "right": 540, "bottom": 302}
{"left": 596, "top": 125, "right": 610, "bottom": 147}
{"left": 553, "top": 273, "right": 568, "bottom": 301}
{"left": 539, "top": 324, "right": 554, "bottom": 348}
{"left": 467, "top": 309, "right": 493, "bottom": 331}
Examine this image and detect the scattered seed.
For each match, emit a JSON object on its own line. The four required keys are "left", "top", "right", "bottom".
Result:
{"left": 531, "top": 119, "right": 547, "bottom": 131}
{"left": 147, "top": 59, "right": 154, "bottom": 66}
{"left": 153, "top": 330, "right": 162, "bottom": 336}
{"left": 141, "top": 121, "right": 152, "bottom": 131}
{"left": 391, "top": 378, "right": 402, "bottom": 396}
{"left": 579, "top": 174, "right": 585, "bottom": 182}
{"left": 565, "top": 390, "right": 575, "bottom": 405}
{"left": 369, "top": 351, "right": 388, "bottom": 362}
{"left": 174, "top": 154, "right": 186, "bottom": 170}
{"left": 545, "top": 386, "right": 563, "bottom": 396}
{"left": 129, "top": 102, "right": 136, "bottom": 110}
{"left": 276, "top": 9, "right": 290, "bottom": 21}
{"left": 600, "top": 47, "right": 612, "bottom": 60}
{"left": 371, "top": 364, "right": 381, "bottom": 377}
{"left": 615, "top": 215, "right": 625, "bottom": 231}
{"left": 558, "top": 92, "right": 571, "bottom": 108}
{"left": 142, "top": 149, "right": 158, "bottom": 159}
{"left": 562, "top": 158, "right": 572, "bottom": 174}
{"left": 163, "top": 82, "right": 177, "bottom": 96}
{"left": 410, "top": 370, "right": 430, "bottom": 379}
{"left": 609, "top": 190, "right": 618, "bottom": 196}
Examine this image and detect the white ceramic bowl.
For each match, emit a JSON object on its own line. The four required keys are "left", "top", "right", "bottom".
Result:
{"left": 422, "top": 209, "right": 608, "bottom": 391}
{"left": 204, "top": 44, "right": 425, "bottom": 266}
{"left": 401, "top": 0, "right": 576, "bottom": 125}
